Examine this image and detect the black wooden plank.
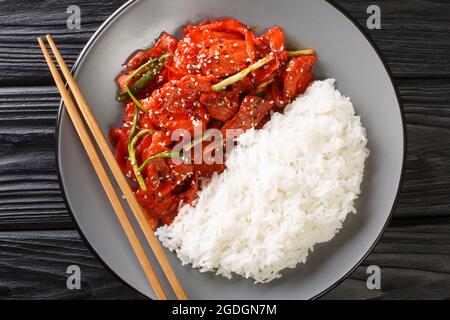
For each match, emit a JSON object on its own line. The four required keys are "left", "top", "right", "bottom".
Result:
{"left": 0, "top": 0, "right": 123, "bottom": 86}
{"left": 336, "top": 0, "right": 450, "bottom": 78}
{"left": 0, "top": 78, "right": 449, "bottom": 229}
{"left": 0, "top": 0, "right": 450, "bottom": 86}
{"left": 0, "top": 223, "right": 448, "bottom": 299}
{"left": 0, "top": 86, "right": 70, "bottom": 229}
{"left": 0, "top": 230, "right": 142, "bottom": 299}
{"left": 396, "top": 79, "right": 450, "bottom": 218}
{"left": 322, "top": 222, "right": 450, "bottom": 299}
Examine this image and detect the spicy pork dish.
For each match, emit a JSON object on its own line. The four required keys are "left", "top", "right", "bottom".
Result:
{"left": 110, "top": 18, "right": 369, "bottom": 283}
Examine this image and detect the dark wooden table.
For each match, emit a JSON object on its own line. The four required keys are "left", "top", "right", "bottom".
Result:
{"left": 0, "top": 0, "right": 449, "bottom": 300}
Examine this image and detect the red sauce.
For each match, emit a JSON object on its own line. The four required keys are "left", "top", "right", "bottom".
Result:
{"left": 109, "top": 18, "right": 317, "bottom": 229}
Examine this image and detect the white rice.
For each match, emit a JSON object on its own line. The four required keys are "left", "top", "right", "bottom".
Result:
{"left": 156, "top": 79, "right": 369, "bottom": 283}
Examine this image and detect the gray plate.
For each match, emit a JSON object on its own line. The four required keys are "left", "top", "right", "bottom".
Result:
{"left": 56, "top": 0, "right": 405, "bottom": 299}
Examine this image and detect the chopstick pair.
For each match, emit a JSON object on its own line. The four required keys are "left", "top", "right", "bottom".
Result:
{"left": 38, "top": 35, "right": 187, "bottom": 300}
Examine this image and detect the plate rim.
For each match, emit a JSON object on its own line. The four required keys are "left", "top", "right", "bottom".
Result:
{"left": 54, "top": 0, "right": 407, "bottom": 300}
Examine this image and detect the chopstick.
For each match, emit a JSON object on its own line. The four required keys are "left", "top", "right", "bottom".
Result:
{"left": 38, "top": 35, "right": 187, "bottom": 300}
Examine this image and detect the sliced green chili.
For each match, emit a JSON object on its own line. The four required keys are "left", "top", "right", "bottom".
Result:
{"left": 255, "top": 79, "right": 274, "bottom": 91}
{"left": 287, "top": 49, "right": 315, "bottom": 57}
{"left": 120, "top": 54, "right": 169, "bottom": 110}
{"left": 128, "top": 107, "right": 139, "bottom": 144}
{"left": 128, "top": 129, "right": 153, "bottom": 191}
{"left": 137, "top": 131, "right": 213, "bottom": 172}
{"left": 184, "top": 130, "right": 214, "bottom": 152}
{"left": 211, "top": 53, "right": 275, "bottom": 91}
{"left": 138, "top": 151, "right": 183, "bottom": 172}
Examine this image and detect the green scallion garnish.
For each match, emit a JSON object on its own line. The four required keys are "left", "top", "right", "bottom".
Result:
{"left": 211, "top": 53, "right": 275, "bottom": 91}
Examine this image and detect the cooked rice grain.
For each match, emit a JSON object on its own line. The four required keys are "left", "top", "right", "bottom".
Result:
{"left": 156, "top": 79, "right": 369, "bottom": 283}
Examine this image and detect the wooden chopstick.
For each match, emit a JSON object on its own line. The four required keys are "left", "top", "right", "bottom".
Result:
{"left": 37, "top": 37, "right": 167, "bottom": 299}
{"left": 44, "top": 34, "right": 187, "bottom": 301}
{"left": 38, "top": 37, "right": 182, "bottom": 300}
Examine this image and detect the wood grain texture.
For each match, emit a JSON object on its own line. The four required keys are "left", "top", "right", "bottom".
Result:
{"left": 0, "top": 230, "right": 142, "bottom": 299}
{"left": 335, "top": 0, "right": 450, "bottom": 78}
{"left": 0, "top": 224, "right": 448, "bottom": 300}
{"left": 323, "top": 222, "right": 450, "bottom": 300}
{"left": 0, "top": 0, "right": 119, "bottom": 86}
{"left": 0, "top": 86, "right": 69, "bottom": 230}
{"left": 397, "top": 79, "right": 450, "bottom": 218}
{"left": 0, "top": 0, "right": 450, "bottom": 86}
{"left": 0, "top": 0, "right": 449, "bottom": 300}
